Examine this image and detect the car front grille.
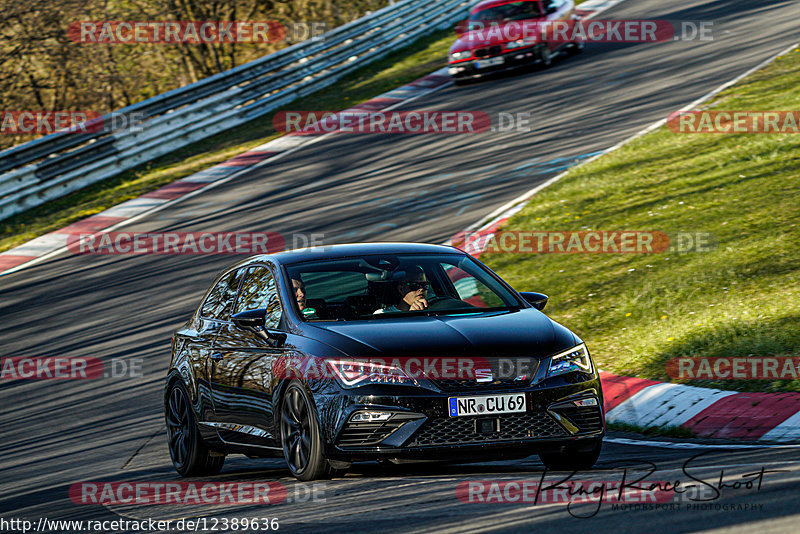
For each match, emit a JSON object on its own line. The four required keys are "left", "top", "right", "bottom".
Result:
{"left": 473, "top": 45, "right": 503, "bottom": 58}
{"left": 431, "top": 358, "right": 539, "bottom": 392}
{"left": 336, "top": 413, "right": 420, "bottom": 448}
{"left": 409, "top": 412, "right": 566, "bottom": 447}
{"left": 552, "top": 406, "right": 604, "bottom": 433}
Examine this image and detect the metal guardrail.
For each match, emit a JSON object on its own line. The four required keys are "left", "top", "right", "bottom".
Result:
{"left": 0, "top": 0, "right": 471, "bottom": 221}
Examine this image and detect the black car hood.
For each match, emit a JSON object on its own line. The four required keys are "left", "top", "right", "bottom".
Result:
{"left": 305, "top": 308, "right": 578, "bottom": 359}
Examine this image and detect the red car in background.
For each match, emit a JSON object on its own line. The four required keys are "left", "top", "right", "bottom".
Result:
{"left": 449, "top": 0, "right": 583, "bottom": 84}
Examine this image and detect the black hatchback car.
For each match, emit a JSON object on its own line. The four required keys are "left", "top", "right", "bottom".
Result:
{"left": 165, "top": 243, "right": 604, "bottom": 481}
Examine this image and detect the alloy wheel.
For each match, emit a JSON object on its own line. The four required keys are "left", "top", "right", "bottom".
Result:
{"left": 281, "top": 386, "right": 313, "bottom": 474}
{"left": 538, "top": 44, "right": 553, "bottom": 67}
{"left": 166, "top": 387, "right": 193, "bottom": 468}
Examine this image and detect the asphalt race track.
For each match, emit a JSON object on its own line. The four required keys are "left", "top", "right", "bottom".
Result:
{"left": 2, "top": 0, "right": 800, "bottom": 532}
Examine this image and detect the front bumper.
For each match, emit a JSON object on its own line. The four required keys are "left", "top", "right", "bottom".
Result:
{"left": 322, "top": 376, "right": 604, "bottom": 461}
{"left": 448, "top": 46, "right": 542, "bottom": 79}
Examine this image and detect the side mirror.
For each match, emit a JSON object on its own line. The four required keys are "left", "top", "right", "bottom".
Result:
{"left": 232, "top": 308, "right": 266, "bottom": 329}
{"left": 232, "top": 308, "right": 287, "bottom": 346}
{"left": 519, "top": 292, "right": 548, "bottom": 311}
{"left": 455, "top": 19, "right": 468, "bottom": 35}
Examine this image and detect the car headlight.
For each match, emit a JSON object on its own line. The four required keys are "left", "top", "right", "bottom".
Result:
{"left": 328, "top": 360, "right": 418, "bottom": 388}
{"left": 546, "top": 344, "right": 593, "bottom": 378}
{"left": 506, "top": 38, "right": 538, "bottom": 49}
{"left": 449, "top": 50, "right": 472, "bottom": 61}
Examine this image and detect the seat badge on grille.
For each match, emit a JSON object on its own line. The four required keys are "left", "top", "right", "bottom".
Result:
{"left": 475, "top": 368, "right": 493, "bottom": 383}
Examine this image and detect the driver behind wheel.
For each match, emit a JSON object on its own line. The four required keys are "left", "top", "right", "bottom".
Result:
{"left": 374, "top": 265, "right": 430, "bottom": 313}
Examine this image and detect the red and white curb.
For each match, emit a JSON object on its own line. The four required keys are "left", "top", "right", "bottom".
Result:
{"left": 0, "top": 69, "right": 454, "bottom": 277}
{"left": 602, "top": 372, "right": 800, "bottom": 442}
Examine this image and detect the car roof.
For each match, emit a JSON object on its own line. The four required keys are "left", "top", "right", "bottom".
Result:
{"left": 246, "top": 242, "right": 465, "bottom": 267}
{"left": 471, "top": 0, "right": 539, "bottom": 13}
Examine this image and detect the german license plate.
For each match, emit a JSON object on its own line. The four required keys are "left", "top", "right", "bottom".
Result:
{"left": 474, "top": 56, "right": 504, "bottom": 69}
{"left": 448, "top": 393, "right": 526, "bottom": 417}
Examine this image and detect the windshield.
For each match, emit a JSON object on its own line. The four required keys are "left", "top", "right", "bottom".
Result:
{"left": 284, "top": 253, "right": 520, "bottom": 321}
{"left": 469, "top": 1, "right": 543, "bottom": 24}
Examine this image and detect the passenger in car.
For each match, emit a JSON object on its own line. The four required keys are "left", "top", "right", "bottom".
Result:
{"left": 292, "top": 277, "right": 307, "bottom": 309}
{"left": 374, "top": 266, "right": 431, "bottom": 313}
{"left": 292, "top": 277, "right": 318, "bottom": 319}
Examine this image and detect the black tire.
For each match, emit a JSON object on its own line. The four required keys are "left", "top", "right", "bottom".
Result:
{"left": 281, "top": 381, "right": 345, "bottom": 481}
{"left": 453, "top": 78, "right": 472, "bottom": 87}
{"left": 538, "top": 440, "right": 602, "bottom": 471}
{"left": 568, "top": 40, "right": 585, "bottom": 55}
{"left": 165, "top": 381, "right": 225, "bottom": 477}
{"left": 537, "top": 44, "right": 553, "bottom": 68}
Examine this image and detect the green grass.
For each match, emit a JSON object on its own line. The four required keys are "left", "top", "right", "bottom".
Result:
{"left": 482, "top": 46, "right": 800, "bottom": 392}
{"left": 0, "top": 28, "right": 456, "bottom": 253}
{"left": 606, "top": 422, "right": 696, "bottom": 439}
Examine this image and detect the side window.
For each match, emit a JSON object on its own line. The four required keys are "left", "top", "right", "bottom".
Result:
{"left": 543, "top": 0, "right": 565, "bottom": 12}
{"left": 201, "top": 270, "right": 242, "bottom": 319}
{"left": 442, "top": 264, "right": 503, "bottom": 308}
{"left": 235, "top": 266, "right": 282, "bottom": 328}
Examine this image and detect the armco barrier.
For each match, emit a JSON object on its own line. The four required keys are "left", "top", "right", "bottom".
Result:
{"left": 0, "top": 0, "right": 471, "bottom": 221}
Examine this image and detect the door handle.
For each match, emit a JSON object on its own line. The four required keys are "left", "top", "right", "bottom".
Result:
{"left": 211, "top": 352, "right": 224, "bottom": 361}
